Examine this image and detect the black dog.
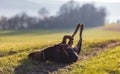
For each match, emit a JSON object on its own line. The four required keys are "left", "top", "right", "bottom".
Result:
{"left": 28, "top": 24, "right": 84, "bottom": 63}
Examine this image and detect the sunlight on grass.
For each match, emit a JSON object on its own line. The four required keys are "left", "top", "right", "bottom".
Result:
{"left": 0, "top": 29, "right": 120, "bottom": 74}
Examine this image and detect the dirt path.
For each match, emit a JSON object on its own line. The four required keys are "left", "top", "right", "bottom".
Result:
{"left": 79, "top": 40, "right": 120, "bottom": 61}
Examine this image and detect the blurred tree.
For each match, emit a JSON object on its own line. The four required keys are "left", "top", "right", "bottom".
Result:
{"left": 0, "top": 16, "right": 8, "bottom": 30}
{"left": 56, "top": 0, "right": 80, "bottom": 28}
{"left": 58, "top": 0, "right": 79, "bottom": 16}
{"left": 38, "top": 7, "right": 49, "bottom": 20}
{"left": 79, "top": 4, "right": 106, "bottom": 27}
{"left": 56, "top": 1, "right": 106, "bottom": 28}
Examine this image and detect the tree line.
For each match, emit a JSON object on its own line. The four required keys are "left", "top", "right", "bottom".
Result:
{"left": 0, "top": 0, "right": 106, "bottom": 30}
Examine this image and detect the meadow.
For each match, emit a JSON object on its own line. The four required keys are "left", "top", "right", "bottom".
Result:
{"left": 0, "top": 26, "right": 120, "bottom": 74}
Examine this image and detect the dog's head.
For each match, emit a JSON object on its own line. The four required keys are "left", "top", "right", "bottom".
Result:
{"left": 28, "top": 51, "right": 44, "bottom": 61}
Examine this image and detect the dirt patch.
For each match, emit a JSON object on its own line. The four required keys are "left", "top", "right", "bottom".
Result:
{"left": 79, "top": 40, "right": 120, "bottom": 61}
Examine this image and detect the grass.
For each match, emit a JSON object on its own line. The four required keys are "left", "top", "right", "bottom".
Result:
{"left": 58, "top": 46, "right": 120, "bottom": 74}
{"left": 0, "top": 28, "right": 120, "bottom": 74}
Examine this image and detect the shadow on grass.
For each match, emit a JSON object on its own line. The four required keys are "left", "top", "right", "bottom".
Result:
{"left": 14, "top": 58, "right": 69, "bottom": 74}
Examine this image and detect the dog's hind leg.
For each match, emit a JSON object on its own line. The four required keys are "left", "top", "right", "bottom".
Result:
{"left": 74, "top": 24, "right": 84, "bottom": 55}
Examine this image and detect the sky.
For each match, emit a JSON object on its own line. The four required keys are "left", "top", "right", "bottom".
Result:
{"left": 0, "top": 0, "right": 120, "bottom": 23}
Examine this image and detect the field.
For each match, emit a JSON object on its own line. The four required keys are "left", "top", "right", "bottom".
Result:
{"left": 0, "top": 25, "right": 120, "bottom": 74}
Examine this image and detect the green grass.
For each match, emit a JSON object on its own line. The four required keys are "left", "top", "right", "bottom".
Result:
{"left": 0, "top": 28, "right": 120, "bottom": 74}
